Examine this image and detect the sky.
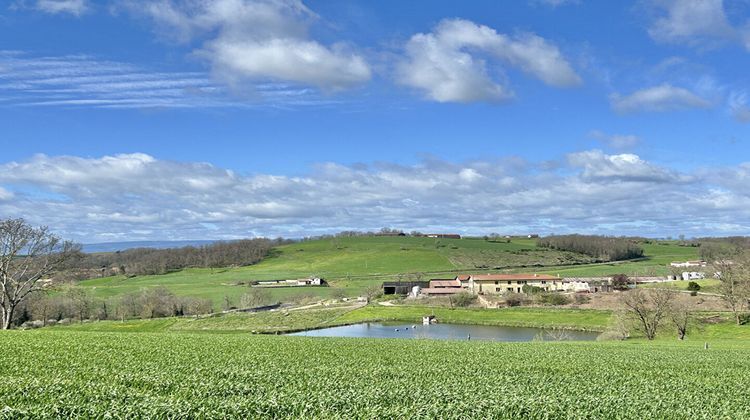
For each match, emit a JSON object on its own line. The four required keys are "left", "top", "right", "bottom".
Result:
{"left": 1, "top": 0, "right": 750, "bottom": 243}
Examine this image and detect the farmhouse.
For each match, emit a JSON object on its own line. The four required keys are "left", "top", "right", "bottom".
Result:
{"left": 467, "top": 274, "right": 560, "bottom": 295}
{"left": 425, "top": 233, "right": 461, "bottom": 239}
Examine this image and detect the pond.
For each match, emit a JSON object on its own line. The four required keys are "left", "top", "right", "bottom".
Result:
{"left": 289, "top": 322, "right": 600, "bottom": 342}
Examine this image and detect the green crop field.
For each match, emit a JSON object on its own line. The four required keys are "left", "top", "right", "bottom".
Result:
{"left": 74, "top": 237, "right": 701, "bottom": 309}
{"left": 2, "top": 330, "right": 750, "bottom": 418}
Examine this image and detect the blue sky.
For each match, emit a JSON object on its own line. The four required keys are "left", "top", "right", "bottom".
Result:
{"left": 1, "top": 0, "right": 750, "bottom": 242}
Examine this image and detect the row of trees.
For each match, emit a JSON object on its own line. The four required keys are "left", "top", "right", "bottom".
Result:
{"left": 70, "top": 238, "right": 285, "bottom": 277}
{"left": 12, "top": 287, "right": 217, "bottom": 328}
{"left": 537, "top": 234, "right": 644, "bottom": 261}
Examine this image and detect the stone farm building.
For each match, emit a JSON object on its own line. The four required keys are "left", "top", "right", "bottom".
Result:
{"left": 416, "top": 274, "right": 613, "bottom": 296}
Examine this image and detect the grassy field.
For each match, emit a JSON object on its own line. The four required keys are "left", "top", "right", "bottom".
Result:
{"left": 2, "top": 330, "right": 750, "bottom": 418}
{"left": 74, "top": 237, "right": 701, "bottom": 308}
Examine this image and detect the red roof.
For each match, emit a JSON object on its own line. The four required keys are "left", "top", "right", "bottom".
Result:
{"left": 421, "top": 288, "right": 464, "bottom": 295}
{"left": 456, "top": 275, "right": 470, "bottom": 281}
{"left": 470, "top": 274, "right": 558, "bottom": 281}
{"left": 429, "top": 279, "right": 461, "bottom": 288}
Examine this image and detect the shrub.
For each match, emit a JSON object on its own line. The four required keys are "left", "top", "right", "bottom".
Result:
{"left": 687, "top": 281, "right": 701, "bottom": 292}
{"left": 574, "top": 294, "right": 591, "bottom": 304}
{"left": 450, "top": 292, "right": 476, "bottom": 308}
{"left": 504, "top": 292, "right": 526, "bottom": 307}
{"left": 611, "top": 274, "right": 630, "bottom": 290}
{"left": 739, "top": 313, "right": 750, "bottom": 325}
{"left": 521, "top": 284, "right": 543, "bottom": 295}
{"left": 536, "top": 293, "right": 571, "bottom": 306}
{"left": 690, "top": 291, "right": 698, "bottom": 296}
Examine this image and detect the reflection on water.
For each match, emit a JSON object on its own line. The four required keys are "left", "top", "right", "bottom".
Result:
{"left": 289, "top": 322, "right": 599, "bottom": 342}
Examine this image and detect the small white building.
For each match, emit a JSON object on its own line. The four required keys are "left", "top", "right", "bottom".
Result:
{"left": 681, "top": 272, "right": 705, "bottom": 281}
{"left": 670, "top": 261, "right": 707, "bottom": 268}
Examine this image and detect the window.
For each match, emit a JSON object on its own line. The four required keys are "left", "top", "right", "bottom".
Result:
{"left": 507, "top": 281, "right": 511, "bottom": 285}
{"left": 542, "top": 281, "right": 547, "bottom": 284}
{"left": 494, "top": 281, "right": 498, "bottom": 285}
{"left": 507, "top": 287, "right": 513, "bottom": 292}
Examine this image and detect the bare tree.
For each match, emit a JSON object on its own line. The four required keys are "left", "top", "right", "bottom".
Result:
{"left": 0, "top": 218, "right": 80, "bottom": 329}
{"left": 363, "top": 285, "right": 381, "bottom": 303}
{"left": 620, "top": 288, "right": 674, "bottom": 340}
{"left": 67, "top": 287, "right": 93, "bottom": 323}
{"left": 670, "top": 298, "right": 691, "bottom": 340}
{"left": 713, "top": 250, "right": 750, "bottom": 325}
{"left": 240, "top": 288, "right": 270, "bottom": 309}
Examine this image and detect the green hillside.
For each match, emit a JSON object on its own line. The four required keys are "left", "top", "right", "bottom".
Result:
{"left": 75, "top": 236, "right": 700, "bottom": 308}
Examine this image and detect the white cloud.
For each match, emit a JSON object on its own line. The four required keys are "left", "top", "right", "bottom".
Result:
{"left": 1, "top": 151, "right": 749, "bottom": 241}
{"left": 728, "top": 90, "right": 750, "bottom": 122}
{"left": 128, "top": 0, "right": 371, "bottom": 91}
{"left": 530, "top": 0, "right": 580, "bottom": 7}
{"left": 610, "top": 84, "right": 712, "bottom": 113}
{"left": 0, "top": 187, "right": 13, "bottom": 201}
{"left": 589, "top": 130, "right": 640, "bottom": 149}
{"left": 0, "top": 51, "right": 331, "bottom": 109}
{"left": 32, "top": 0, "right": 88, "bottom": 15}
{"left": 647, "top": 0, "right": 747, "bottom": 49}
{"left": 567, "top": 150, "right": 677, "bottom": 182}
{"left": 396, "top": 18, "right": 581, "bottom": 103}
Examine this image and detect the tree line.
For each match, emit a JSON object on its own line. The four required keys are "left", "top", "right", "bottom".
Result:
{"left": 537, "top": 234, "right": 644, "bottom": 261}
{"left": 64, "top": 238, "right": 290, "bottom": 277}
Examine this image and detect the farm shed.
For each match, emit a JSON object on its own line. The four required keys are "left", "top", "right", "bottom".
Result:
{"left": 382, "top": 281, "right": 429, "bottom": 295}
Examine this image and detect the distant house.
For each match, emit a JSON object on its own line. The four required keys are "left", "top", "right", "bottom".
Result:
{"left": 376, "top": 232, "right": 406, "bottom": 237}
{"left": 425, "top": 234, "right": 461, "bottom": 239}
{"left": 670, "top": 261, "right": 707, "bottom": 268}
{"left": 527, "top": 234, "right": 540, "bottom": 239}
{"left": 254, "top": 277, "right": 326, "bottom": 287}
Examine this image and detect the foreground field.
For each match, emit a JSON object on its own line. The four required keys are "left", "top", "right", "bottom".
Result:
{"left": 1, "top": 331, "right": 749, "bottom": 418}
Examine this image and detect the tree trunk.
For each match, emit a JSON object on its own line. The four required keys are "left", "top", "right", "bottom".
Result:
{"left": 1, "top": 305, "right": 14, "bottom": 330}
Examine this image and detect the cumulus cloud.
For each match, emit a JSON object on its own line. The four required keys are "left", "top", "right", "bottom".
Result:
{"left": 126, "top": 0, "right": 371, "bottom": 91}
{"left": 1, "top": 151, "right": 749, "bottom": 241}
{"left": 396, "top": 18, "right": 581, "bottom": 103}
{"left": 647, "top": 0, "right": 748, "bottom": 49}
{"left": 588, "top": 130, "right": 640, "bottom": 150}
{"left": 610, "top": 84, "right": 712, "bottom": 113}
{"left": 567, "top": 150, "right": 679, "bottom": 183}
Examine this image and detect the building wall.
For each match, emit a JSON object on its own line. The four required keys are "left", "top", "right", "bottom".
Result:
{"left": 471, "top": 280, "right": 567, "bottom": 295}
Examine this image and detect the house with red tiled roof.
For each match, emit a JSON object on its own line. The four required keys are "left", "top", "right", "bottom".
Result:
{"left": 467, "top": 273, "right": 561, "bottom": 295}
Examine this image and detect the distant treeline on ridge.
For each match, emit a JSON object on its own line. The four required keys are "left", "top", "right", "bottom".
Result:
{"left": 66, "top": 238, "right": 291, "bottom": 277}
{"left": 537, "top": 234, "right": 644, "bottom": 262}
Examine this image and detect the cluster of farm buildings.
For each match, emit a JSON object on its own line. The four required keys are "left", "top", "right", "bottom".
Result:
{"left": 382, "top": 259, "right": 713, "bottom": 297}
{"left": 383, "top": 273, "right": 614, "bottom": 297}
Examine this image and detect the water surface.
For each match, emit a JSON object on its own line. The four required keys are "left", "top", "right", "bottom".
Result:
{"left": 289, "top": 322, "right": 599, "bottom": 342}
